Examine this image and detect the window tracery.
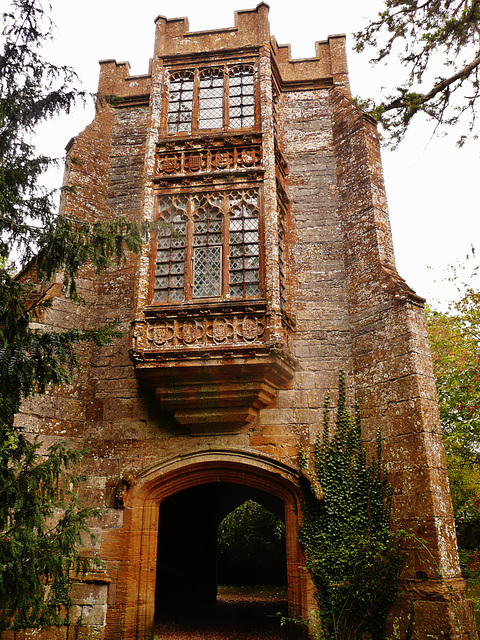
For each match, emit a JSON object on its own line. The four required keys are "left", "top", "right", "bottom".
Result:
{"left": 153, "top": 189, "right": 260, "bottom": 303}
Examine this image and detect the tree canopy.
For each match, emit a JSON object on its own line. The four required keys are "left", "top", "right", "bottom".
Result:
{"left": 426, "top": 255, "right": 480, "bottom": 530}
{"left": 354, "top": 0, "right": 480, "bottom": 145}
{"left": 217, "top": 500, "right": 286, "bottom": 585}
{"left": 1, "top": 0, "right": 147, "bottom": 288}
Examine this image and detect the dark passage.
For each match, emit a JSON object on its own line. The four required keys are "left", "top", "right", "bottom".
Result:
{"left": 153, "top": 585, "right": 288, "bottom": 639}
{"left": 154, "top": 483, "right": 288, "bottom": 638}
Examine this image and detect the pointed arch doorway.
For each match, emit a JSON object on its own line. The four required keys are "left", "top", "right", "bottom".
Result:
{"left": 117, "top": 450, "right": 307, "bottom": 639}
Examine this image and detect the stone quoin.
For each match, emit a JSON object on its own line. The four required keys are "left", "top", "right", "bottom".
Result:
{"left": 13, "top": 3, "right": 478, "bottom": 639}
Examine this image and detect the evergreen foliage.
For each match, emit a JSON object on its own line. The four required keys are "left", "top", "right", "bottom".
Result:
{"left": 0, "top": 0, "right": 149, "bottom": 630}
{"left": 354, "top": 0, "right": 480, "bottom": 146}
{"left": 0, "top": 439, "right": 98, "bottom": 631}
{"left": 0, "top": 0, "right": 149, "bottom": 280}
{"left": 299, "top": 370, "right": 405, "bottom": 640}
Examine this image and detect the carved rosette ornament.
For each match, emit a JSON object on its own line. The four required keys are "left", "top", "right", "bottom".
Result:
{"left": 214, "top": 150, "right": 231, "bottom": 169}
{"left": 208, "top": 318, "right": 234, "bottom": 343}
{"left": 162, "top": 156, "right": 178, "bottom": 173}
{"left": 179, "top": 320, "right": 204, "bottom": 344}
{"left": 143, "top": 312, "right": 266, "bottom": 350}
{"left": 240, "top": 315, "right": 262, "bottom": 341}
{"left": 150, "top": 322, "right": 174, "bottom": 347}
{"left": 240, "top": 148, "right": 256, "bottom": 167}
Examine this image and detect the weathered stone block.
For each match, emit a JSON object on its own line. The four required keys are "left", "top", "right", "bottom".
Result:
{"left": 70, "top": 603, "right": 107, "bottom": 627}
{"left": 70, "top": 583, "right": 108, "bottom": 606}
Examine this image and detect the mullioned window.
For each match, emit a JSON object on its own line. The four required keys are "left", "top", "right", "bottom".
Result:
{"left": 153, "top": 189, "right": 260, "bottom": 303}
{"left": 166, "top": 65, "right": 255, "bottom": 135}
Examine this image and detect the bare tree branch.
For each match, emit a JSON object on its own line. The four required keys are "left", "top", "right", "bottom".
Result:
{"left": 381, "top": 51, "right": 480, "bottom": 113}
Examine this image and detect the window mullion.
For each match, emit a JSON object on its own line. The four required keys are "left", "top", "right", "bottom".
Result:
{"left": 223, "top": 66, "right": 229, "bottom": 130}
{"left": 192, "top": 69, "right": 200, "bottom": 136}
{"left": 184, "top": 197, "right": 194, "bottom": 301}
{"left": 222, "top": 195, "right": 230, "bottom": 298}
{"left": 253, "top": 66, "right": 259, "bottom": 129}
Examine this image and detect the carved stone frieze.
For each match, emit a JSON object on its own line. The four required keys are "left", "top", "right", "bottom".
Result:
{"left": 154, "top": 134, "right": 263, "bottom": 180}
{"left": 131, "top": 299, "right": 295, "bottom": 434}
{"left": 131, "top": 301, "right": 295, "bottom": 361}
{"left": 142, "top": 311, "right": 266, "bottom": 350}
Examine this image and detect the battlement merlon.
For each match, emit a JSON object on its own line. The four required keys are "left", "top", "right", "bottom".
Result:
{"left": 97, "top": 59, "right": 152, "bottom": 101}
{"left": 96, "top": 3, "right": 350, "bottom": 98}
{"left": 153, "top": 2, "right": 271, "bottom": 57}
{"left": 271, "top": 34, "right": 350, "bottom": 94}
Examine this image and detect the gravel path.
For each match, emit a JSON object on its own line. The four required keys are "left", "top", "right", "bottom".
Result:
{"left": 153, "top": 586, "right": 288, "bottom": 640}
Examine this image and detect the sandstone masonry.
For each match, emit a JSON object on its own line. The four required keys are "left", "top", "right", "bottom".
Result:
{"left": 14, "top": 4, "right": 478, "bottom": 639}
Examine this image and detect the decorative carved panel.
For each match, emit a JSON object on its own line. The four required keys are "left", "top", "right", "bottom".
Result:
{"left": 131, "top": 302, "right": 292, "bottom": 356}
{"left": 146, "top": 313, "right": 265, "bottom": 349}
{"left": 154, "top": 134, "right": 263, "bottom": 182}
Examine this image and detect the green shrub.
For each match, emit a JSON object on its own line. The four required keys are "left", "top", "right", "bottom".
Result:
{"left": 217, "top": 500, "right": 286, "bottom": 585}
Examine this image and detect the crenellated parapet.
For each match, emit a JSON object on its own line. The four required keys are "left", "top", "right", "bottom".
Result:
{"left": 153, "top": 3, "right": 271, "bottom": 57}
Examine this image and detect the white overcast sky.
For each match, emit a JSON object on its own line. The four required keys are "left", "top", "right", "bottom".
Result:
{"left": 36, "top": 0, "right": 479, "bottom": 309}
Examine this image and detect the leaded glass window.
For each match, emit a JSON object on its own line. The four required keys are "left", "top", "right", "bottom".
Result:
{"left": 229, "top": 66, "right": 255, "bottom": 129}
{"left": 167, "top": 71, "right": 194, "bottom": 134}
{"left": 153, "top": 190, "right": 260, "bottom": 302}
{"left": 199, "top": 69, "right": 224, "bottom": 130}
{"left": 229, "top": 190, "right": 260, "bottom": 298}
{"left": 165, "top": 64, "right": 256, "bottom": 135}
{"left": 154, "top": 195, "right": 188, "bottom": 302}
{"left": 192, "top": 193, "right": 223, "bottom": 298}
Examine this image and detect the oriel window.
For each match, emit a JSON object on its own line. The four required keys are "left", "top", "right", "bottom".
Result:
{"left": 165, "top": 65, "right": 255, "bottom": 135}
{"left": 153, "top": 189, "right": 260, "bottom": 303}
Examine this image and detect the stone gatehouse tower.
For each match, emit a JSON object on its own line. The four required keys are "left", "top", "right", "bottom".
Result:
{"left": 17, "top": 4, "right": 477, "bottom": 639}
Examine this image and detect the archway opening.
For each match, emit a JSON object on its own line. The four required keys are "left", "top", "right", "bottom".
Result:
{"left": 217, "top": 498, "right": 287, "bottom": 586}
{"left": 154, "top": 482, "right": 288, "bottom": 637}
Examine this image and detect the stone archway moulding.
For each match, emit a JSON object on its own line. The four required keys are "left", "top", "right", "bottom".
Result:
{"left": 114, "top": 449, "right": 306, "bottom": 640}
